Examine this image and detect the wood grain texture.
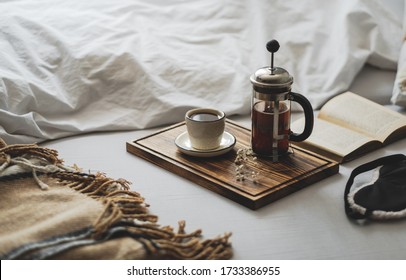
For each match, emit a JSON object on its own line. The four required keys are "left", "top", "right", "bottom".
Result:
{"left": 126, "top": 120, "right": 339, "bottom": 210}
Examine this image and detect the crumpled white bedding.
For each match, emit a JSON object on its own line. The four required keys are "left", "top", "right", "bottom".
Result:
{"left": 0, "top": 0, "right": 403, "bottom": 144}
{"left": 393, "top": 0, "right": 406, "bottom": 106}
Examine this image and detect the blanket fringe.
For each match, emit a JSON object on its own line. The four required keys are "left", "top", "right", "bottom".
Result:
{"left": 0, "top": 140, "right": 232, "bottom": 260}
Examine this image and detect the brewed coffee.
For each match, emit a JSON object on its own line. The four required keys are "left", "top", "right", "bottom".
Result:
{"left": 251, "top": 101, "right": 290, "bottom": 156}
{"left": 190, "top": 113, "right": 220, "bottom": 121}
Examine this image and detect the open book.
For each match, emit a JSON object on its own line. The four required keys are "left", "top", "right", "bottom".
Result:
{"left": 291, "top": 91, "right": 406, "bottom": 163}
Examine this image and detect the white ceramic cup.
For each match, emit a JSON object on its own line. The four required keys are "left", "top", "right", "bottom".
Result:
{"left": 185, "top": 108, "right": 226, "bottom": 150}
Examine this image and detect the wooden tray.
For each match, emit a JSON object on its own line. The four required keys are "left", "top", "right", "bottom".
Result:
{"left": 126, "top": 120, "right": 339, "bottom": 210}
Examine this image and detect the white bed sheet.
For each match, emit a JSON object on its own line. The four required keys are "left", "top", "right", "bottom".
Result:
{"left": 0, "top": 0, "right": 404, "bottom": 144}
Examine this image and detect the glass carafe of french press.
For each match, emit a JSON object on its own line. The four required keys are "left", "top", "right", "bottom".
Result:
{"left": 250, "top": 40, "right": 314, "bottom": 161}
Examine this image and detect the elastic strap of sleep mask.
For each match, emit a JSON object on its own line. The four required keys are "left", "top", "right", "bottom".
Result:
{"left": 344, "top": 154, "right": 406, "bottom": 220}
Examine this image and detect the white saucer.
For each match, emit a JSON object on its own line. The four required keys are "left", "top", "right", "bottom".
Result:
{"left": 175, "top": 131, "right": 236, "bottom": 157}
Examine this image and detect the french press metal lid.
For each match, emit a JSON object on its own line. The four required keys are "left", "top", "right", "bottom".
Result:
{"left": 250, "top": 40, "right": 293, "bottom": 99}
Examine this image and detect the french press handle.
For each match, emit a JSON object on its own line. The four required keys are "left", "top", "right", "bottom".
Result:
{"left": 289, "top": 92, "right": 314, "bottom": 142}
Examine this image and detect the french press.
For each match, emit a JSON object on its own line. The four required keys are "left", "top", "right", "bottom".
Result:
{"left": 250, "top": 39, "right": 314, "bottom": 161}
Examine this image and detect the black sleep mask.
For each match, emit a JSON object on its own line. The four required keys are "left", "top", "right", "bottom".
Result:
{"left": 344, "top": 154, "right": 406, "bottom": 220}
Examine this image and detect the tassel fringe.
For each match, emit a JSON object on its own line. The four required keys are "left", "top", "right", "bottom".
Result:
{"left": 0, "top": 140, "right": 232, "bottom": 260}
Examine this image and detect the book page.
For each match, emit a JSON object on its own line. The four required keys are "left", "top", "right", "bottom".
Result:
{"left": 318, "top": 92, "right": 406, "bottom": 142}
{"left": 291, "top": 117, "right": 375, "bottom": 157}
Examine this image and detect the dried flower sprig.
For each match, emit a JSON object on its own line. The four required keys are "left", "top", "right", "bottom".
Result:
{"left": 234, "top": 148, "right": 260, "bottom": 183}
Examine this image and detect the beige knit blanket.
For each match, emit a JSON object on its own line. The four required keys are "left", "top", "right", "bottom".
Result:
{"left": 0, "top": 139, "right": 232, "bottom": 259}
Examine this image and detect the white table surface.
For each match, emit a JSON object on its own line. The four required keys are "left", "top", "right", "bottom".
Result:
{"left": 42, "top": 112, "right": 406, "bottom": 260}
